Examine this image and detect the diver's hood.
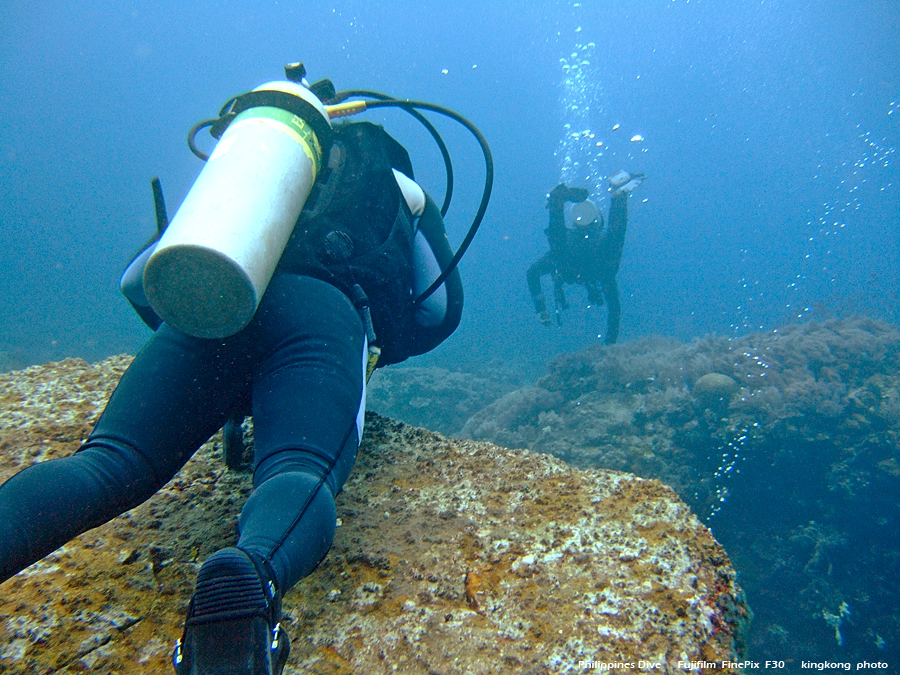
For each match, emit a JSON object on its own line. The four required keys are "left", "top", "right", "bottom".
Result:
{"left": 570, "top": 199, "right": 599, "bottom": 227}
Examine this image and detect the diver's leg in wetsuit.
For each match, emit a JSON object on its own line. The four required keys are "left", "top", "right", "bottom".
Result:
{"left": 526, "top": 253, "right": 557, "bottom": 325}
{"left": 598, "top": 189, "right": 631, "bottom": 345}
{"left": 0, "top": 325, "right": 252, "bottom": 583}
{"left": 176, "top": 274, "right": 366, "bottom": 675}
{"left": 601, "top": 276, "right": 622, "bottom": 345}
{"left": 240, "top": 274, "right": 365, "bottom": 591}
{"left": 606, "top": 192, "right": 629, "bottom": 277}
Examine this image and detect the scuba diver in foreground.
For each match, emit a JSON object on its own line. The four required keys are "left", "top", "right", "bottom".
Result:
{"left": 0, "top": 62, "right": 492, "bottom": 674}
{"left": 526, "top": 171, "right": 644, "bottom": 344}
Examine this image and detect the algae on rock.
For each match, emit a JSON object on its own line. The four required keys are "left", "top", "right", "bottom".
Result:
{"left": 0, "top": 356, "right": 749, "bottom": 674}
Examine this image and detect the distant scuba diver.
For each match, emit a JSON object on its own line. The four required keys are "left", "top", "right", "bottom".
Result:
{"left": 526, "top": 170, "right": 644, "bottom": 344}
{"left": 0, "top": 61, "right": 492, "bottom": 675}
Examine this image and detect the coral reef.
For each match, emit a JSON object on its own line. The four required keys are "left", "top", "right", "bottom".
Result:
{"left": 691, "top": 374, "right": 738, "bottom": 410}
{"left": 461, "top": 317, "right": 900, "bottom": 667}
{"left": 0, "top": 356, "right": 748, "bottom": 674}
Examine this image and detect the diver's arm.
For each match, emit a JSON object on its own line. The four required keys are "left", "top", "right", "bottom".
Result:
{"left": 406, "top": 193, "right": 463, "bottom": 356}
{"left": 545, "top": 188, "right": 569, "bottom": 254}
{"left": 120, "top": 238, "right": 162, "bottom": 330}
{"left": 526, "top": 254, "right": 551, "bottom": 298}
{"left": 526, "top": 253, "right": 557, "bottom": 326}
{"left": 391, "top": 170, "right": 462, "bottom": 334}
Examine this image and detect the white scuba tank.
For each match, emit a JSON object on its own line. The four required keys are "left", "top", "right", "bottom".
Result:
{"left": 143, "top": 81, "right": 331, "bottom": 339}
{"left": 570, "top": 199, "right": 600, "bottom": 227}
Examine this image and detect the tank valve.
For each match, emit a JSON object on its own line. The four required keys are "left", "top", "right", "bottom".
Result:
{"left": 284, "top": 61, "right": 307, "bottom": 83}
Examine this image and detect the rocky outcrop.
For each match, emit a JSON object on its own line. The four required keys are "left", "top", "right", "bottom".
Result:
{"left": 463, "top": 317, "right": 900, "bottom": 666}
{"left": 0, "top": 356, "right": 749, "bottom": 674}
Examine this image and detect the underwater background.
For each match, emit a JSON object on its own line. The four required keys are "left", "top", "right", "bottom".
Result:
{"left": 1, "top": 0, "right": 898, "bottom": 671}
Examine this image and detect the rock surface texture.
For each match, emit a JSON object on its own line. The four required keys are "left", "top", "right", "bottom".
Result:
{"left": 462, "top": 317, "right": 900, "bottom": 666}
{"left": 0, "top": 356, "right": 749, "bottom": 674}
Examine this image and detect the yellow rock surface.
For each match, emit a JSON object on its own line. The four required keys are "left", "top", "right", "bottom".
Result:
{"left": 0, "top": 357, "right": 749, "bottom": 674}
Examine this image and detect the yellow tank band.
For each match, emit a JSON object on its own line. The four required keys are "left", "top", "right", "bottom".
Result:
{"left": 365, "top": 346, "right": 381, "bottom": 383}
{"left": 229, "top": 106, "right": 324, "bottom": 169}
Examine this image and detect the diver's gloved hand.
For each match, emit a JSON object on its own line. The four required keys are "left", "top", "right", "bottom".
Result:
{"left": 538, "top": 309, "right": 552, "bottom": 326}
{"left": 173, "top": 547, "right": 290, "bottom": 675}
{"left": 547, "top": 184, "right": 590, "bottom": 207}
{"left": 565, "top": 186, "right": 590, "bottom": 203}
{"left": 609, "top": 170, "right": 646, "bottom": 196}
{"left": 547, "top": 183, "right": 569, "bottom": 208}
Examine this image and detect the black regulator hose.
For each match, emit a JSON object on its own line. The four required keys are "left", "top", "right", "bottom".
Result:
{"left": 332, "top": 89, "right": 454, "bottom": 218}
{"left": 187, "top": 119, "right": 218, "bottom": 161}
{"left": 188, "top": 96, "right": 243, "bottom": 161}
{"left": 360, "top": 98, "right": 494, "bottom": 306}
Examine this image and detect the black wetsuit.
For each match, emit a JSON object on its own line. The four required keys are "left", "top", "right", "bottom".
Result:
{"left": 526, "top": 190, "right": 628, "bottom": 344}
{"left": 0, "top": 122, "right": 461, "bottom": 599}
{"left": 0, "top": 274, "right": 363, "bottom": 590}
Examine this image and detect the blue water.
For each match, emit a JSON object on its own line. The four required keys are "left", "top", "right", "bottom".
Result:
{"left": 1, "top": 1, "right": 897, "bottom": 370}
{"left": 1, "top": 0, "right": 899, "bottom": 669}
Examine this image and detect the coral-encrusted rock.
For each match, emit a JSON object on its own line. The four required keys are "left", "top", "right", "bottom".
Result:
{"left": 0, "top": 357, "right": 749, "bottom": 674}
{"left": 692, "top": 373, "right": 738, "bottom": 409}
